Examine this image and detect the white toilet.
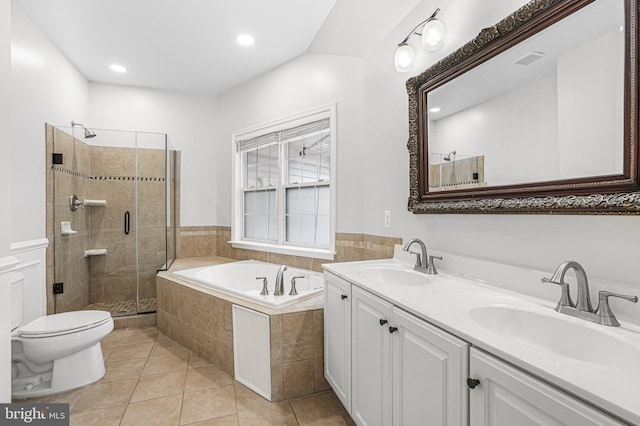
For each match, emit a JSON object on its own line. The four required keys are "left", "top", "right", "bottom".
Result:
{"left": 11, "top": 273, "right": 114, "bottom": 399}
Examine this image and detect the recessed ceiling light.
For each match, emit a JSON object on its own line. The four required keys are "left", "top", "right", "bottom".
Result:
{"left": 237, "top": 34, "right": 254, "bottom": 46}
{"left": 429, "top": 107, "right": 441, "bottom": 113}
{"left": 110, "top": 64, "right": 127, "bottom": 73}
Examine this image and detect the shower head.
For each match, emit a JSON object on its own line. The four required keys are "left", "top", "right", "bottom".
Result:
{"left": 71, "top": 120, "right": 97, "bottom": 139}
{"left": 443, "top": 150, "right": 456, "bottom": 161}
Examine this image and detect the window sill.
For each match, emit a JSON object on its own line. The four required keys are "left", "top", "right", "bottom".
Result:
{"left": 229, "top": 241, "right": 335, "bottom": 261}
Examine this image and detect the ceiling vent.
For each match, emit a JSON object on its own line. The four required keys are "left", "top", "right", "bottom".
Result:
{"left": 512, "top": 51, "right": 546, "bottom": 66}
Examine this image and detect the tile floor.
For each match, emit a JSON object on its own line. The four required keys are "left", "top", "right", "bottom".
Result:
{"left": 17, "top": 327, "right": 354, "bottom": 426}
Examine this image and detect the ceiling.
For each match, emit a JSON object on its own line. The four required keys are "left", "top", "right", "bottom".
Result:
{"left": 15, "top": 0, "right": 421, "bottom": 94}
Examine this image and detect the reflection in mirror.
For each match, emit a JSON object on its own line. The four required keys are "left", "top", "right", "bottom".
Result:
{"left": 428, "top": 0, "right": 624, "bottom": 189}
{"left": 407, "top": 0, "right": 640, "bottom": 214}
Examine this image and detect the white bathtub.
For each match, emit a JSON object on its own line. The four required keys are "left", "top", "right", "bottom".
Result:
{"left": 172, "top": 260, "right": 324, "bottom": 308}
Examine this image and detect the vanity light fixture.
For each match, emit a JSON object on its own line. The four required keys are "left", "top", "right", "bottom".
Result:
{"left": 429, "top": 107, "right": 441, "bottom": 113}
{"left": 394, "top": 8, "right": 445, "bottom": 73}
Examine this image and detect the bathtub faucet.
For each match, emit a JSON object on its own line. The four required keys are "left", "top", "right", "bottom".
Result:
{"left": 274, "top": 265, "right": 288, "bottom": 296}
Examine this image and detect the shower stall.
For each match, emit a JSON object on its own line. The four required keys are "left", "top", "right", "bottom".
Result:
{"left": 46, "top": 123, "right": 177, "bottom": 317}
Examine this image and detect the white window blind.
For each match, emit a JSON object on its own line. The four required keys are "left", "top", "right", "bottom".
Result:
{"left": 234, "top": 112, "right": 334, "bottom": 253}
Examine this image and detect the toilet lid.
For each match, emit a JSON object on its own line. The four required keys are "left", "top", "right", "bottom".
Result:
{"left": 17, "top": 310, "right": 112, "bottom": 337}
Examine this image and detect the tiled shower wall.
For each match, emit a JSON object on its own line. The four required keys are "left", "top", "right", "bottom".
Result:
{"left": 177, "top": 227, "right": 401, "bottom": 270}
{"left": 47, "top": 126, "right": 92, "bottom": 314}
{"left": 87, "top": 146, "right": 167, "bottom": 305}
{"left": 46, "top": 124, "right": 173, "bottom": 314}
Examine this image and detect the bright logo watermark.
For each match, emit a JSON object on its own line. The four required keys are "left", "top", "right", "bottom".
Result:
{"left": 1, "top": 404, "right": 68, "bottom": 425}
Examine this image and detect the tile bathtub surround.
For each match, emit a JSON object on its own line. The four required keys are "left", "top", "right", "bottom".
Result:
{"left": 157, "top": 268, "right": 326, "bottom": 401}
{"left": 16, "top": 327, "right": 354, "bottom": 425}
{"left": 178, "top": 226, "right": 401, "bottom": 272}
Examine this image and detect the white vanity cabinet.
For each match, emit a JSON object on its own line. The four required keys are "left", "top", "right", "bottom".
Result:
{"left": 325, "top": 271, "right": 469, "bottom": 426}
{"left": 392, "top": 306, "right": 469, "bottom": 426}
{"left": 469, "top": 348, "right": 626, "bottom": 426}
{"left": 324, "top": 272, "right": 352, "bottom": 412}
{"left": 351, "top": 285, "right": 394, "bottom": 425}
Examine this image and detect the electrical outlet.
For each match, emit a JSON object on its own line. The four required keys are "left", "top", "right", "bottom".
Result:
{"left": 384, "top": 210, "right": 391, "bottom": 228}
{"left": 53, "top": 282, "right": 64, "bottom": 294}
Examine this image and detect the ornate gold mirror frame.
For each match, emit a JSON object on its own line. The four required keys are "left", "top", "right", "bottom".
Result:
{"left": 407, "top": 0, "right": 640, "bottom": 214}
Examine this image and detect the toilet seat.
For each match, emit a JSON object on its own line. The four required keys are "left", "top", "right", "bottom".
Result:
{"left": 15, "top": 310, "right": 112, "bottom": 339}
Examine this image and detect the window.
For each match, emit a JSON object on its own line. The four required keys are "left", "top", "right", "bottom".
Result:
{"left": 231, "top": 104, "right": 336, "bottom": 259}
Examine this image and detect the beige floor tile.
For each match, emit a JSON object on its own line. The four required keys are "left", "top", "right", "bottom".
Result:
{"left": 233, "top": 382, "right": 273, "bottom": 412}
{"left": 17, "top": 387, "right": 84, "bottom": 407}
{"left": 237, "top": 401, "right": 298, "bottom": 425}
{"left": 121, "top": 394, "right": 183, "bottom": 426}
{"left": 152, "top": 335, "right": 191, "bottom": 358}
{"left": 118, "top": 327, "right": 160, "bottom": 346}
{"left": 180, "top": 384, "right": 237, "bottom": 425}
{"left": 105, "top": 342, "right": 154, "bottom": 362}
{"left": 142, "top": 351, "right": 189, "bottom": 376}
{"left": 131, "top": 369, "right": 187, "bottom": 402}
{"left": 69, "top": 404, "right": 126, "bottom": 426}
{"left": 185, "top": 366, "right": 233, "bottom": 392}
{"left": 100, "top": 328, "right": 127, "bottom": 349}
{"left": 16, "top": 326, "right": 357, "bottom": 426}
{"left": 188, "top": 352, "right": 213, "bottom": 369}
{"left": 184, "top": 415, "right": 239, "bottom": 425}
{"left": 290, "top": 391, "right": 354, "bottom": 425}
{"left": 72, "top": 378, "right": 138, "bottom": 413}
{"left": 296, "top": 414, "right": 350, "bottom": 425}
{"left": 102, "top": 358, "right": 147, "bottom": 383}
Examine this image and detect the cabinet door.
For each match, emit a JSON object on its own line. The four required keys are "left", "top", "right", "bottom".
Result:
{"left": 351, "top": 286, "right": 394, "bottom": 426}
{"left": 324, "top": 273, "right": 352, "bottom": 412}
{"left": 392, "top": 307, "right": 469, "bottom": 426}
{"left": 470, "top": 348, "right": 626, "bottom": 426}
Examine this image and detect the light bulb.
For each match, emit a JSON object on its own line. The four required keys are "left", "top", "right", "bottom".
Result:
{"left": 237, "top": 34, "right": 254, "bottom": 46}
{"left": 110, "top": 64, "right": 127, "bottom": 73}
{"left": 421, "top": 19, "right": 445, "bottom": 52}
{"left": 394, "top": 43, "right": 415, "bottom": 73}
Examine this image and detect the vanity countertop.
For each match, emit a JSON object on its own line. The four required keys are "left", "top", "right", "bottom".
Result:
{"left": 323, "top": 257, "right": 640, "bottom": 425}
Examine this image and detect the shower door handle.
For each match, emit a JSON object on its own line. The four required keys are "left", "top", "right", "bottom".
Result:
{"left": 124, "top": 211, "right": 130, "bottom": 235}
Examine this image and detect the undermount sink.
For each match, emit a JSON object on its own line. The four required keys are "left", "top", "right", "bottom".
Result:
{"left": 355, "top": 264, "right": 433, "bottom": 286}
{"left": 468, "top": 305, "right": 640, "bottom": 368}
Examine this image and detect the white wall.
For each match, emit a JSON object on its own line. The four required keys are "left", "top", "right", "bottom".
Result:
{"left": 211, "top": 0, "right": 640, "bottom": 290}
{"left": 87, "top": 83, "right": 218, "bottom": 226}
{"left": 361, "top": 0, "right": 640, "bottom": 288}
{"left": 557, "top": 31, "right": 624, "bottom": 177}
{"left": 10, "top": 1, "right": 89, "bottom": 243}
{"left": 431, "top": 75, "right": 559, "bottom": 186}
{"left": 1, "top": 0, "right": 12, "bottom": 404}
{"left": 8, "top": 0, "right": 640, "bottom": 301}
{"left": 216, "top": 53, "right": 365, "bottom": 233}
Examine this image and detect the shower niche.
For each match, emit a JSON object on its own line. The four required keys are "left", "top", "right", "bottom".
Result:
{"left": 46, "top": 123, "right": 178, "bottom": 317}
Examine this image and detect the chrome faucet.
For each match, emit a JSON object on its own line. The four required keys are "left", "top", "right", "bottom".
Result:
{"left": 402, "top": 238, "right": 441, "bottom": 274}
{"left": 543, "top": 261, "right": 592, "bottom": 312}
{"left": 274, "top": 265, "right": 288, "bottom": 296}
{"left": 542, "top": 261, "right": 638, "bottom": 326}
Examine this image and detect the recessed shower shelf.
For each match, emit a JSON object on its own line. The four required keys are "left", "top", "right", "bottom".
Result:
{"left": 84, "top": 249, "right": 107, "bottom": 257}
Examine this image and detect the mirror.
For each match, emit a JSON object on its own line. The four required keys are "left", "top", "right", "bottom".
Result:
{"left": 407, "top": 0, "right": 640, "bottom": 214}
